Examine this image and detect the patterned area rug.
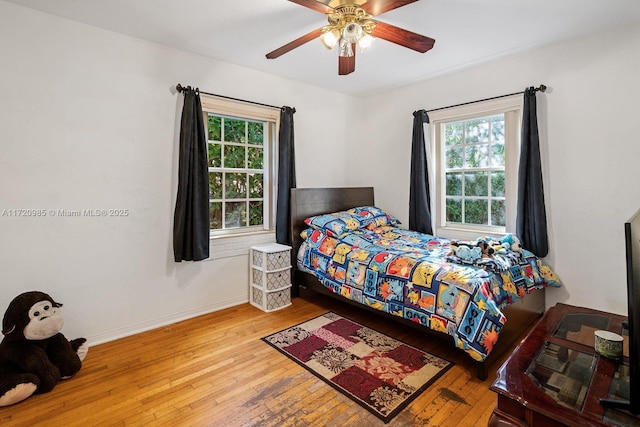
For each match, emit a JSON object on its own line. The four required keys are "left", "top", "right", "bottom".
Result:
{"left": 262, "top": 312, "right": 453, "bottom": 423}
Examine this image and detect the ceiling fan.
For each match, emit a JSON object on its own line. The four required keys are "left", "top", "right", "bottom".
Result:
{"left": 266, "top": 0, "right": 435, "bottom": 75}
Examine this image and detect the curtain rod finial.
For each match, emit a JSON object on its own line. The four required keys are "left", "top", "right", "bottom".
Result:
{"left": 537, "top": 84, "right": 547, "bottom": 93}
{"left": 176, "top": 83, "right": 184, "bottom": 93}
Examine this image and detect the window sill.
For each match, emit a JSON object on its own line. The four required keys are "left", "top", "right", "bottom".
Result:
{"left": 210, "top": 229, "right": 275, "bottom": 241}
{"left": 437, "top": 225, "right": 507, "bottom": 241}
{"left": 206, "top": 230, "right": 276, "bottom": 260}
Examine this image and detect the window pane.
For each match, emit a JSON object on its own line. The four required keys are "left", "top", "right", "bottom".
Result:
{"left": 446, "top": 146, "right": 464, "bottom": 168}
{"left": 446, "top": 173, "right": 462, "bottom": 196}
{"left": 224, "top": 145, "right": 246, "bottom": 168}
{"left": 465, "top": 118, "right": 489, "bottom": 143}
{"left": 446, "top": 198, "right": 462, "bottom": 223}
{"left": 491, "top": 171, "right": 505, "bottom": 197}
{"left": 248, "top": 122, "right": 264, "bottom": 145}
{"left": 209, "top": 172, "right": 222, "bottom": 199}
{"left": 491, "top": 115, "right": 505, "bottom": 141}
{"left": 439, "top": 112, "right": 511, "bottom": 232}
{"left": 491, "top": 142, "right": 505, "bottom": 167}
{"left": 210, "top": 202, "right": 222, "bottom": 230}
{"left": 445, "top": 122, "right": 463, "bottom": 146}
{"left": 208, "top": 115, "right": 221, "bottom": 141}
{"left": 225, "top": 202, "right": 246, "bottom": 228}
{"left": 465, "top": 172, "right": 488, "bottom": 197}
{"left": 202, "top": 99, "right": 276, "bottom": 235}
{"left": 225, "top": 173, "right": 246, "bottom": 199}
{"left": 208, "top": 143, "right": 221, "bottom": 167}
{"left": 465, "top": 200, "right": 488, "bottom": 225}
{"left": 248, "top": 147, "right": 263, "bottom": 169}
{"left": 249, "top": 201, "right": 263, "bottom": 226}
{"left": 465, "top": 144, "right": 489, "bottom": 168}
{"left": 492, "top": 200, "right": 505, "bottom": 227}
{"left": 224, "top": 118, "right": 246, "bottom": 143}
{"left": 249, "top": 173, "right": 263, "bottom": 198}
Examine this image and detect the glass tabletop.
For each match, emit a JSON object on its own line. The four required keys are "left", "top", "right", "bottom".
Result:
{"left": 553, "top": 312, "right": 610, "bottom": 347}
{"left": 603, "top": 362, "right": 640, "bottom": 426}
{"left": 526, "top": 341, "right": 597, "bottom": 411}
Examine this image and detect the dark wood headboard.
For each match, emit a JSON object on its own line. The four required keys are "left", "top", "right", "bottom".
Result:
{"left": 289, "top": 187, "right": 374, "bottom": 295}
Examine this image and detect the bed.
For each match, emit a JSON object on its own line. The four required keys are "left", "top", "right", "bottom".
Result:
{"left": 289, "top": 187, "right": 560, "bottom": 380}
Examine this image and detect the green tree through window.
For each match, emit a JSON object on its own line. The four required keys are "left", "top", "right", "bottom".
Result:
{"left": 444, "top": 114, "right": 506, "bottom": 227}
{"left": 207, "top": 113, "right": 268, "bottom": 232}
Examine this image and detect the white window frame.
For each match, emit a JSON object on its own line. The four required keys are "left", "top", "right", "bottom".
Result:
{"left": 200, "top": 95, "right": 280, "bottom": 238}
{"left": 429, "top": 95, "right": 522, "bottom": 240}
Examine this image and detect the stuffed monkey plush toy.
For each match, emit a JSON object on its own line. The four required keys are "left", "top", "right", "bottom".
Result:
{"left": 0, "top": 291, "right": 88, "bottom": 406}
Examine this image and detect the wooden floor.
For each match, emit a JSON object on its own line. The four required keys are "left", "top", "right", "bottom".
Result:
{"left": 0, "top": 289, "right": 532, "bottom": 426}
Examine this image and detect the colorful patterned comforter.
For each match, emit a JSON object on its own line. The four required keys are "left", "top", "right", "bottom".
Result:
{"left": 297, "top": 225, "right": 561, "bottom": 361}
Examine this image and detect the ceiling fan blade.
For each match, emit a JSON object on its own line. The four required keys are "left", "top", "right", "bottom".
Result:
{"left": 266, "top": 28, "right": 324, "bottom": 59}
{"left": 371, "top": 21, "right": 435, "bottom": 53}
{"left": 360, "top": 0, "right": 418, "bottom": 17}
{"left": 338, "top": 45, "right": 356, "bottom": 75}
{"left": 288, "top": 0, "right": 335, "bottom": 14}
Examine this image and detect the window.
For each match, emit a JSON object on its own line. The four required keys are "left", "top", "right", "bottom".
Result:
{"left": 430, "top": 95, "right": 522, "bottom": 238}
{"left": 200, "top": 95, "right": 280, "bottom": 237}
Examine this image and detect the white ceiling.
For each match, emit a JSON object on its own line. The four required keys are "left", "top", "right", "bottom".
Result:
{"left": 5, "top": 0, "right": 640, "bottom": 96}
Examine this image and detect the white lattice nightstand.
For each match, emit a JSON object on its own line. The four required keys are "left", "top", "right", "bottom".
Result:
{"left": 249, "top": 243, "right": 292, "bottom": 312}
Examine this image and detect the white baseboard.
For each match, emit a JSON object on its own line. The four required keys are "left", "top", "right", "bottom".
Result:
{"left": 86, "top": 296, "right": 248, "bottom": 346}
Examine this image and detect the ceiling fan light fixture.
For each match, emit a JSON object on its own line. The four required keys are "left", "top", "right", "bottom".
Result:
{"left": 357, "top": 32, "right": 374, "bottom": 51}
{"left": 320, "top": 7, "right": 378, "bottom": 58}
{"left": 321, "top": 28, "right": 340, "bottom": 50}
{"left": 341, "top": 22, "right": 363, "bottom": 43}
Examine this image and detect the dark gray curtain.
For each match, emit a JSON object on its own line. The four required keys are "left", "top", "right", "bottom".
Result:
{"left": 275, "top": 106, "right": 296, "bottom": 245}
{"left": 173, "top": 87, "right": 210, "bottom": 262}
{"left": 409, "top": 109, "right": 433, "bottom": 235}
{"left": 516, "top": 87, "right": 549, "bottom": 257}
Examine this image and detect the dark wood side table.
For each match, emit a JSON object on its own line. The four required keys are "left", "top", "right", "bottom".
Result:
{"left": 489, "top": 303, "right": 639, "bottom": 427}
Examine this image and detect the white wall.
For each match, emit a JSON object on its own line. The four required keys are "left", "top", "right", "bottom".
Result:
{"left": 348, "top": 23, "right": 640, "bottom": 316}
{"left": 0, "top": 2, "right": 352, "bottom": 344}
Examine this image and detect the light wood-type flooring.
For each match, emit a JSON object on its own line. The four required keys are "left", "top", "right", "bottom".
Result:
{"left": 0, "top": 289, "right": 532, "bottom": 426}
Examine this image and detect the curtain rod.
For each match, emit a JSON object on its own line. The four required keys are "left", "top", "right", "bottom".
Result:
{"left": 426, "top": 84, "right": 547, "bottom": 113}
{"left": 175, "top": 83, "right": 291, "bottom": 112}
